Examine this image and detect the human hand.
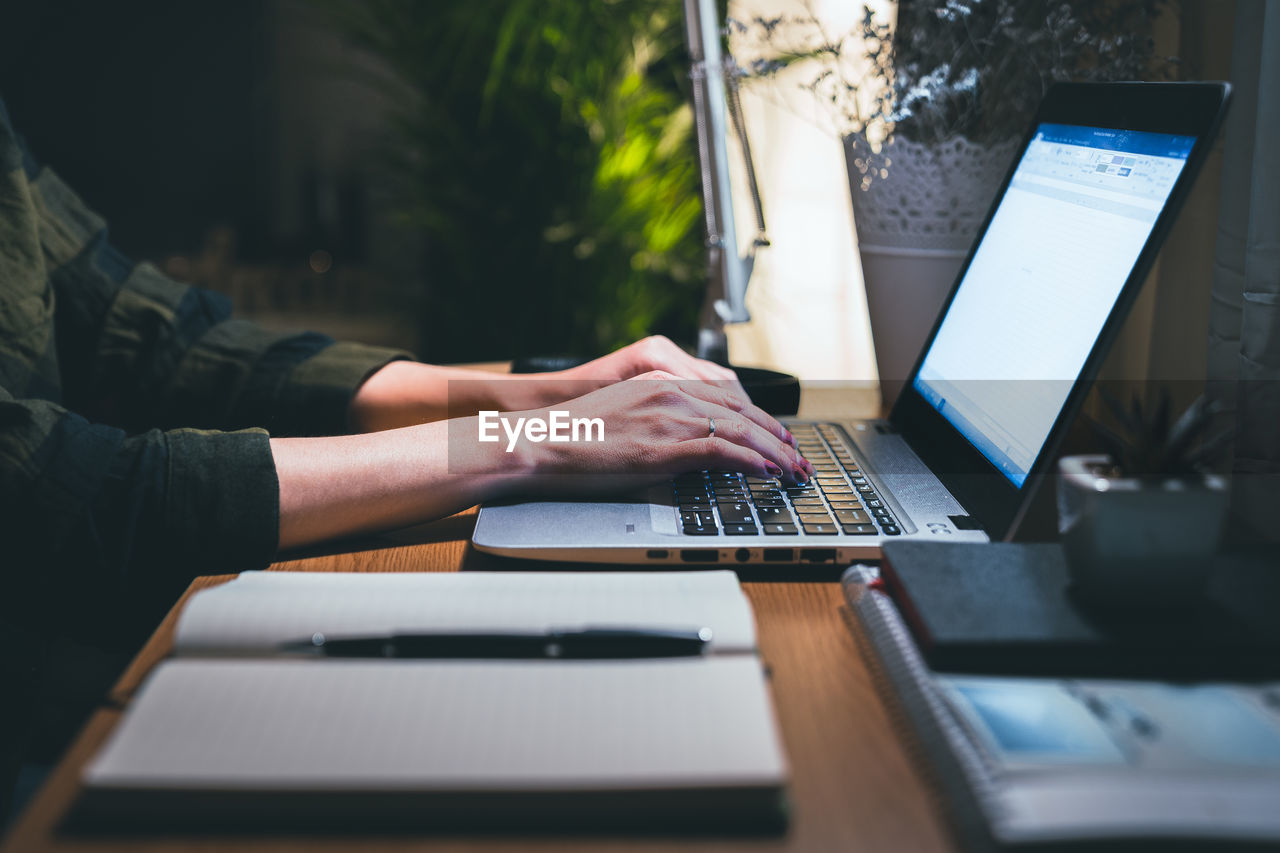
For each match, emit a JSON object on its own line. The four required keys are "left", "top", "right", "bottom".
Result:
{"left": 560, "top": 335, "right": 742, "bottom": 387}
{"left": 491, "top": 371, "right": 812, "bottom": 497}
{"left": 349, "top": 335, "right": 746, "bottom": 433}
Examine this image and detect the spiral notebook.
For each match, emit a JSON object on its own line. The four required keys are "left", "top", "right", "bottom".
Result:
{"left": 75, "top": 571, "right": 788, "bottom": 833}
{"left": 842, "top": 565, "right": 1280, "bottom": 850}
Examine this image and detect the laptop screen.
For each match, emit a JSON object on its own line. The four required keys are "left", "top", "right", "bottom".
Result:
{"left": 910, "top": 123, "right": 1195, "bottom": 487}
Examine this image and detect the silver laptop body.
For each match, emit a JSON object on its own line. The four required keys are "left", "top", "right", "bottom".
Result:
{"left": 473, "top": 414, "right": 986, "bottom": 566}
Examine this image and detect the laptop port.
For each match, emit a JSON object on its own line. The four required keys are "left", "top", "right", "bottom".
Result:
{"left": 763, "top": 549, "right": 794, "bottom": 563}
{"left": 801, "top": 549, "right": 836, "bottom": 563}
{"left": 645, "top": 549, "right": 669, "bottom": 560}
{"left": 734, "top": 548, "right": 751, "bottom": 563}
{"left": 680, "top": 550, "right": 718, "bottom": 563}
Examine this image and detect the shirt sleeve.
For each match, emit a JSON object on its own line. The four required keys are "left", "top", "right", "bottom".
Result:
{"left": 31, "top": 162, "right": 411, "bottom": 436}
{"left": 0, "top": 98, "right": 413, "bottom": 625}
{"left": 0, "top": 389, "right": 278, "bottom": 605}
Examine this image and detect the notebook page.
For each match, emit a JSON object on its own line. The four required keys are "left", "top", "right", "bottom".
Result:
{"left": 84, "top": 658, "right": 786, "bottom": 790}
{"left": 173, "top": 571, "right": 756, "bottom": 656}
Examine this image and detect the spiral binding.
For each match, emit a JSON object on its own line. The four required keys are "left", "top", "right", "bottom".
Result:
{"left": 841, "top": 565, "right": 1004, "bottom": 851}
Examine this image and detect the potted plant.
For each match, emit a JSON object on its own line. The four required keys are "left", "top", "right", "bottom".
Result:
{"left": 1058, "top": 390, "right": 1232, "bottom": 609}
{"left": 732, "top": 1, "right": 1173, "bottom": 406}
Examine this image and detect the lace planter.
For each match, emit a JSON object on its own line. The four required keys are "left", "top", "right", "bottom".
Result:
{"left": 845, "top": 133, "right": 1018, "bottom": 407}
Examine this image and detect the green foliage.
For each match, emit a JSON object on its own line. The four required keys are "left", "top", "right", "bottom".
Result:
{"left": 322, "top": 0, "right": 706, "bottom": 361}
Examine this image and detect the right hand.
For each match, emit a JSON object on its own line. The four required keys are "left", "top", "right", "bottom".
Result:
{"left": 508, "top": 371, "right": 813, "bottom": 496}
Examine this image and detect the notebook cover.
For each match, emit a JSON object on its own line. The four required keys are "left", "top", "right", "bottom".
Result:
{"left": 878, "top": 541, "right": 1280, "bottom": 679}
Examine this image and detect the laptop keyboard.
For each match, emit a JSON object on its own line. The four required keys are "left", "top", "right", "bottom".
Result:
{"left": 674, "top": 423, "right": 902, "bottom": 537}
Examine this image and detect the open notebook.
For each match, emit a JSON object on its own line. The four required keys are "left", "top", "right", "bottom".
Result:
{"left": 75, "top": 571, "right": 788, "bottom": 833}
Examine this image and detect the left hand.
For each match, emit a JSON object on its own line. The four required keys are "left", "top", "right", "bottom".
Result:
{"left": 349, "top": 336, "right": 748, "bottom": 432}
{"left": 559, "top": 335, "right": 742, "bottom": 388}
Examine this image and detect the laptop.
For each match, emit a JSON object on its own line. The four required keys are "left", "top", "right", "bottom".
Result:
{"left": 473, "top": 82, "right": 1230, "bottom": 567}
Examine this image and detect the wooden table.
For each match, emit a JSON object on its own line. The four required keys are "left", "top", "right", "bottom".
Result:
{"left": 2, "top": 380, "right": 955, "bottom": 853}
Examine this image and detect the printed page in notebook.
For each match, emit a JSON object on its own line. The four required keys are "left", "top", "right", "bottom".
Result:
{"left": 83, "top": 657, "right": 787, "bottom": 791}
{"left": 173, "top": 570, "right": 757, "bottom": 656}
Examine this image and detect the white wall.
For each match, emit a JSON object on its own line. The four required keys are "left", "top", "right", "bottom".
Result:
{"left": 723, "top": 0, "right": 885, "bottom": 380}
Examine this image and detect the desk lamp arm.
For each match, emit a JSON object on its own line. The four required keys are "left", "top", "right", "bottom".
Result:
{"left": 683, "top": 0, "right": 769, "bottom": 363}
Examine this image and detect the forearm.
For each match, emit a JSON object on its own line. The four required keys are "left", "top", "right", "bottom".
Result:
{"left": 346, "top": 362, "right": 588, "bottom": 432}
{"left": 272, "top": 418, "right": 532, "bottom": 549}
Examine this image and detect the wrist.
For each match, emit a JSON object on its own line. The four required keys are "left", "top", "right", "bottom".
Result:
{"left": 455, "top": 413, "right": 545, "bottom": 501}
{"left": 470, "top": 405, "right": 596, "bottom": 498}
{"left": 348, "top": 361, "right": 430, "bottom": 432}
{"left": 493, "top": 371, "right": 611, "bottom": 414}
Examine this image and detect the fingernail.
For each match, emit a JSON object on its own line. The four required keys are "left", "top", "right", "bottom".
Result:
{"left": 765, "top": 462, "right": 783, "bottom": 478}
{"left": 793, "top": 466, "right": 808, "bottom": 485}
{"left": 785, "top": 429, "right": 797, "bottom": 447}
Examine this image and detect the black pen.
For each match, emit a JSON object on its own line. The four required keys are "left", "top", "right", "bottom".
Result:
{"left": 280, "top": 626, "right": 714, "bottom": 659}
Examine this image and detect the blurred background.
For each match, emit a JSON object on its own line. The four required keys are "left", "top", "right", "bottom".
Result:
{"left": 0, "top": 0, "right": 877, "bottom": 378}
{"left": 0, "top": 0, "right": 698, "bottom": 364}
{"left": 0, "top": 0, "right": 1231, "bottom": 385}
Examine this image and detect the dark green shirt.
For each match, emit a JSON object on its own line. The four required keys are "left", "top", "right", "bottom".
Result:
{"left": 0, "top": 99, "right": 408, "bottom": 631}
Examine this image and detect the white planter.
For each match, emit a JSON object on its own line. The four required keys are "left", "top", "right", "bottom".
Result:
{"left": 1057, "top": 454, "right": 1229, "bottom": 608}
{"left": 844, "top": 133, "right": 1017, "bottom": 408}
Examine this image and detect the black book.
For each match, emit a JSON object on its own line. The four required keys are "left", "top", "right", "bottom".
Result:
{"left": 878, "top": 541, "right": 1280, "bottom": 679}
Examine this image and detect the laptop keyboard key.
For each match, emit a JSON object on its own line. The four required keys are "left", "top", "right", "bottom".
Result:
{"left": 762, "top": 523, "right": 798, "bottom": 535}
{"left": 801, "top": 523, "right": 838, "bottom": 535}
{"left": 713, "top": 486, "right": 748, "bottom": 497}
{"left": 835, "top": 509, "right": 870, "bottom": 525}
{"left": 722, "top": 523, "right": 759, "bottom": 536}
{"left": 719, "top": 505, "right": 755, "bottom": 524}
{"left": 841, "top": 523, "right": 878, "bottom": 535}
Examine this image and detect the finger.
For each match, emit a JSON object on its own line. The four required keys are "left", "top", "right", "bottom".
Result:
{"left": 671, "top": 380, "right": 800, "bottom": 454}
{"left": 681, "top": 354, "right": 739, "bottom": 384}
{"left": 686, "top": 403, "right": 804, "bottom": 483}
{"left": 626, "top": 369, "right": 679, "bottom": 383}
{"left": 670, "top": 437, "right": 780, "bottom": 480}
{"left": 641, "top": 336, "right": 739, "bottom": 384}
